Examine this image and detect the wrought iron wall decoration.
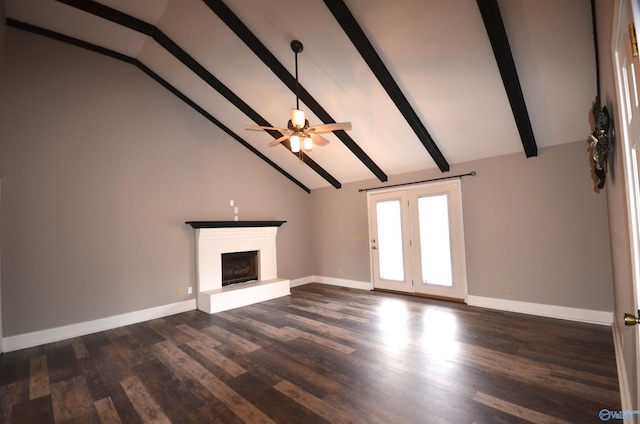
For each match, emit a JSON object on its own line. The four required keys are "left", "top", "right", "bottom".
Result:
{"left": 590, "top": 97, "right": 614, "bottom": 190}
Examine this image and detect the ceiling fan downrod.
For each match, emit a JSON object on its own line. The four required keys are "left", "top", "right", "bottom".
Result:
{"left": 291, "top": 40, "right": 303, "bottom": 111}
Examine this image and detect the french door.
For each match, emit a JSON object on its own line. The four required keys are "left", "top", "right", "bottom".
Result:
{"left": 368, "top": 180, "right": 467, "bottom": 301}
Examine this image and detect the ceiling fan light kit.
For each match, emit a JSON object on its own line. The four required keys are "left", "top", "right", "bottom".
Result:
{"left": 288, "top": 108, "right": 312, "bottom": 153}
{"left": 244, "top": 40, "right": 351, "bottom": 160}
{"left": 291, "top": 108, "right": 306, "bottom": 128}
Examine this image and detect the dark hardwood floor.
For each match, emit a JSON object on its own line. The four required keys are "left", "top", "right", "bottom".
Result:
{"left": 0, "top": 283, "right": 621, "bottom": 423}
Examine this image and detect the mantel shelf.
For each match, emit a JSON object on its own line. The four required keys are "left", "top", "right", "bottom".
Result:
{"left": 185, "top": 221, "right": 286, "bottom": 229}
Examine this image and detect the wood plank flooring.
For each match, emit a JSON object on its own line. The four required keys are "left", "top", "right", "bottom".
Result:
{"left": 0, "top": 283, "right": 621, "bottom": 423}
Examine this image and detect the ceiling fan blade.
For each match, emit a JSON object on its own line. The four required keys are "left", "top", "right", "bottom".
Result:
{"left": 307, "top": 122, "right": 352, "bottom": 133}
{"left": 268, "top": 134, "right": 291, "bottom": 147}
{"left": 309, "top": 133, "right": 330, "bottom": 146}
{"left": 244, "top": 124, "right": 289, "bottom": 132}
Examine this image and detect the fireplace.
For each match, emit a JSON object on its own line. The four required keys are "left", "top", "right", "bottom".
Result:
{"left": 186, "top": 221, "right": 290, "bottom": 314}
{"left": 222, "top": 250, "right": 258, "bottom": 286}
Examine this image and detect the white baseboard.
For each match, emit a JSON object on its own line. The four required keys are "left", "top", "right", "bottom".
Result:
{"left": 316, "top": 276, "right": 373, "bottom": 290}
{"left": 291, "top": 279, "right": 613, "bottom": 325}
{"left": 290, "top": 275, "right": 372, "bottom": 291}
{"left": 6, "top": 288, "right": 612, "bottom": 352}
{"left": 466, "top": 295, "right": 614, "bottom": 326}
{"left": 289, "top": 275, "right": 316, "bottom": 287}
{"left": 2, "top": 299, "right": 197, "bottom": 353}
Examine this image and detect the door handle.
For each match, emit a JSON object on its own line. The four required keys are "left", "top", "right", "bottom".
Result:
{"left": 371, "top": 246, "right": 377, "bottom": 250}
{"left": 624, "top": 310, "right": 640, "bottom": 326}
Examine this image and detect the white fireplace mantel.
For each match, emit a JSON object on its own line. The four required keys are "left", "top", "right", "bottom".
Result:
{"left": 186, "top": 221, "right": 290, "bottom": 313}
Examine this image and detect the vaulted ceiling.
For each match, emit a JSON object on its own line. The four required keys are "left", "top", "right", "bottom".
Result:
{"left": 5, "top": 0, "right": 597, "bottom": 192}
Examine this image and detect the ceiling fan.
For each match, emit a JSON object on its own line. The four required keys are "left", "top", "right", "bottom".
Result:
{"left": 244, "top": 40, "right": 352, "bottom": 155}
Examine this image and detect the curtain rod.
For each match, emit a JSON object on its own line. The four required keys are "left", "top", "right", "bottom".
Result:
{"left": 358, "top": 171, "right": 476, "bottom": 192}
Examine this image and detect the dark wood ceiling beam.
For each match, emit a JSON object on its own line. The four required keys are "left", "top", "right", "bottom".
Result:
{"left": 55, "top": 0, "right": 342, "bottom": 189}
{"left": 476, "top": 0, "right": 537, "bottom": 157}
{"left": 323, "top": 0, "right": 450, "bottom": 173}
{"left": 202, "top": 0, "right": 388, "bottom": 183}
{"left": 6, "top": 18, "right": 312, "bottom": 193}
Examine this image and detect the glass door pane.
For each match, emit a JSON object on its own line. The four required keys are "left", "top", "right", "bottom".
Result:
{"left": 376, "top": 199, "right": 405, "bottom": 281}
{"left": 369, "top": 190, "right": 413, "bottom": 293}
{"left": 411, "top": 180, "right": 467, "bottom": 300}
{"left": 417, "top": 194, "right": 453, "bottom": 287}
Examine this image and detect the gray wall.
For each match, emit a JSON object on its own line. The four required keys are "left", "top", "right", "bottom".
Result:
{"left": 595, "top": 0, "right": 638, "bottom": 408}
{"left": 0, "top": 28, "right": 313, "bottom": 337}
{"left": 312, "top": 140, "right": 614, "bottom": 312}
{"left": 0, "top": 15, "right": 617, "bottom": 342}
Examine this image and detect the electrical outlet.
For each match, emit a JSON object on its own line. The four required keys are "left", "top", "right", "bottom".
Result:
{"left": 188, "top": 286, "right": 193, "bottom": 294}
{"left": 506, "top": 283, "right": 513, "bottom": 292}
{"left": 177, "top": 288, "right": 183, "bottom": 296}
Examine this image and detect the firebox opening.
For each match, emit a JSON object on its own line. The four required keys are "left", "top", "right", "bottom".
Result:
{"left": 221, "top": 250, "right": 259, "bottom": 287}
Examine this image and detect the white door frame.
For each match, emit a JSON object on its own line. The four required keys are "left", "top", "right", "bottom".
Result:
{"left": 612, "top": 0, "right": 640, "bottom": 413}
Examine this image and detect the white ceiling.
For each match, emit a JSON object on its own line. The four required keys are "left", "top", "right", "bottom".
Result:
{"left": 5, "top": 0, "right": 597, "bottom": 191}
